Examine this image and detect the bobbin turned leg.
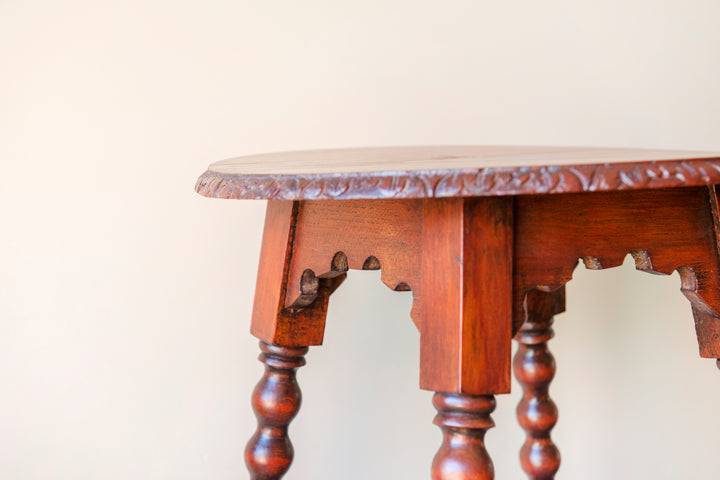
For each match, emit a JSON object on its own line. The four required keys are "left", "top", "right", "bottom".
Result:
{"left": 245, "top": 201, "right": 343, "bottom": 479}
{"left": 421, "top": 197, "right": 514, "bottom": 480}
{"left": 432, "top": 393, "right": 496, "bottom": 480}
{"left": 513, "top": 289, "right": 565, "bottom": 480}
{"left": 245, "top": 342, "right": 308, "bottom": 479}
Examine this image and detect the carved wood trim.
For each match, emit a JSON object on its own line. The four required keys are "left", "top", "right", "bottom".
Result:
{"left": 252, "top": 198, "right": 514, "bottom": 395}
{"left": 250, "top": 199, "right": 423, "bottom": 349}
{"left": 251, "top": 187, "right": 720, "bottom": 397}
{"left": 250, "top": 201, "right": 347, "bottom": 347}
{"left": 514, "top": 187, "right": 720, "bottom": 358}
{"left": 284, "top": 199, "right": 424, "bottom": 326}
{"left": 197, "top": 159, "right": 720, "bottom": 201}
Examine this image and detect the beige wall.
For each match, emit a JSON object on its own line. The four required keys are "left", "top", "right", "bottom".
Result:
{"left": 2, "top": 1, "right": 720, "bottom": 478}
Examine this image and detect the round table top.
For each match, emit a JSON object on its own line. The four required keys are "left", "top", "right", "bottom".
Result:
{"left": 195, "top": 146, "right": 720, "bottom": 200}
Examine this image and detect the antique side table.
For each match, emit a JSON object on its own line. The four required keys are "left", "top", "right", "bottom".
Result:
{"left": 195, "top": 146, "right": 720, "bottom": 480}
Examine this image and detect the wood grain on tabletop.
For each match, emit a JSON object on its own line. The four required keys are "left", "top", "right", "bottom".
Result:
{"left": 195, "top": 146, "right": 720, "bottom": 199}
{"left": 214, "top": 148, "right": 720, "bottom": 480}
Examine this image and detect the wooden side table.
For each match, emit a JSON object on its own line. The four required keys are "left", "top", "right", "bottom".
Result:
{"left": 195, "top": 146, "right": 720, "bottom": 480}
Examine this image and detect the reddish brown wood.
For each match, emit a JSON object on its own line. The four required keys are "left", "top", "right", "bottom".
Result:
{"left": 197, "top": 149, "right": 720, "bottom": 480}
{"left": 250, "top": 187, "right": 720, "bottom": 369}
{"left": 285, "top": 199, "right": 423, "bottom": 322}
{"left": 252, "top": 197, "right": 514, "bottom": 395}
{"left": 241, "top": 187, "right": 720, "bottom": 479}
{"left": 432, "top": 392, "right": 496, "bottom": 480}
{"left": 250, "top": 199, "right": 422, "bottom": 348}
{"left": 513, "top": 187, "right": 720, "bottom": 357}
{"left": 245, "top": 341, "right": 307, "bottom": 480}
{"left": 420, "top": 197, "right": 513, "bottom": 394}
{"left": 195, "top": 146, "right": 720, "bottom": 200}
{"left": 514, "top": 289, "right": 565, "bottom": 480}
{"left": 251, "top": 201, "right": 298, "bottom": 343}
{"left": 251, "top": 200, "right": 347, "bottom": 347}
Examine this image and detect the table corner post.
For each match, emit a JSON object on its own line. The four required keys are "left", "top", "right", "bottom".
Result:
{"left": 420, "top": 196, "right": 514, "bottom": 480}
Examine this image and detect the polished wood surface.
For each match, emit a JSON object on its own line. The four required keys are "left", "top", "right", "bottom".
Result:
{"left": 420, "top": 197, "right": 513, "bottom": 394}
{"left": 206, "top": 146, "right": 720, "bottom": 174}
{"left": 196, "top": 146, "right": 720, "bottom": 200}
{"left": 197, "top": 147, "right": 720, "bottom": 479}
{"left": 250, "top": 188, "right": 720, "bottom": 359}
{"left": 514, "top": 289, "right": 565, "bottom": 479}
{"left": 513, "top": 187, "right": 720, "bottom": 358}
{"left": 250, "top": 199, "right": 419, "bottom": 348}
{"left": 432, "top": 393, "right": 496, "bottom": 480}
{"left": 245, "top": 342, "right": 307, "bottom": 480}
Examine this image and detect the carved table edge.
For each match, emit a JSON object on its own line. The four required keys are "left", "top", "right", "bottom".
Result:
{"left": 195, "top": 158, "right": 720, "bottom": 200}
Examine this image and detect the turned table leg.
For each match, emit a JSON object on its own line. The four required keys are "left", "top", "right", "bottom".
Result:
{"left": 247, "top": 196, "right": 517, "bottom": 480}
{"left": 245, "top": 341, "right": 308, "bottom": 480}
{"left": 513, "top": 292, "right": 562, "bottom": 479}
{"left": 432, "top": 392, "right": 496, "bottom": 480}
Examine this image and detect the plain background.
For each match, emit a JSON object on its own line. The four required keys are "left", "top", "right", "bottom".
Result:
{"left": 2, "top": 1, "right": 720, "bottom": 478}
